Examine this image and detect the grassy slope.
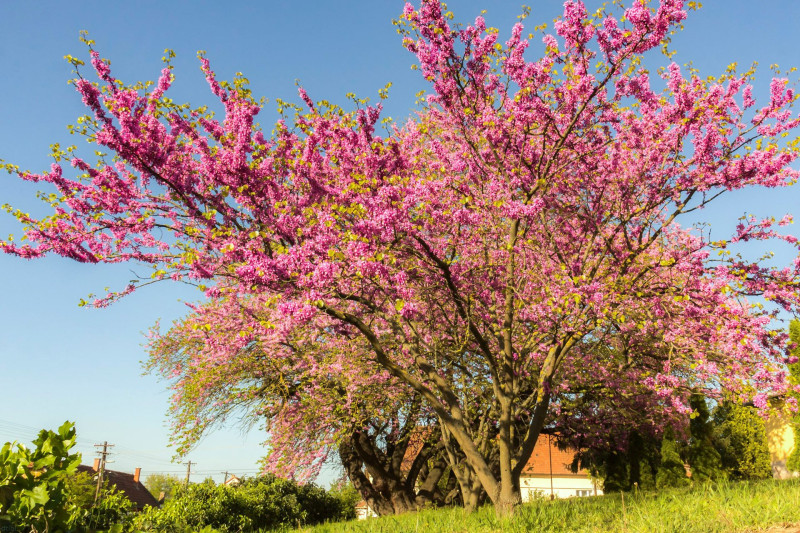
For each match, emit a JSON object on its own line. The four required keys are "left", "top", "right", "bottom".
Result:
{"left": 302, "top": 479, "right": 800, "bottom": 533}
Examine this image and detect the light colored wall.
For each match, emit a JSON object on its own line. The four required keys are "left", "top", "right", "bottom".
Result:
{"left": 355, "top": 504, "right": 378, "bottom": 520}
{"left": 521, "top": 474, "right": 602, "bottom": 501}
{"left": 765, "top": 405, "right": 797, "bottom": 480}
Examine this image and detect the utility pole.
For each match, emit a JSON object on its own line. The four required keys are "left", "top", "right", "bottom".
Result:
{"left": 185, "top": 461, "right": 194, "bottom": 485}
{"left": 548, "top": 434, "right": 555, "bottom": 500}
{"left": 222, "top": 471, "right": 229, "bottom": 485}
{"left": 93, "top": 441, "right": 114, "bottom": 505}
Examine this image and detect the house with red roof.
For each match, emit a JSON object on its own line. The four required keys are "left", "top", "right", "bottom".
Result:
{"left": 76, "top": 461, "right": 159, "bottom": 511}
{"left": 520, "top": 434, "right": 602, "bottom": 500}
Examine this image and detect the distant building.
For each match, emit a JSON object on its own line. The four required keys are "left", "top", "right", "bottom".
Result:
{"left": 77, "top": 460, "right": 159, "bottom": 511}
{"left": 355, "top": 499, "right": 378, "bottom": 520}
{"left": 223, "top": 473, "right": 242, "bottom": 486}
{"left": 520, "top": 434, "right": 602, "bottom": 501}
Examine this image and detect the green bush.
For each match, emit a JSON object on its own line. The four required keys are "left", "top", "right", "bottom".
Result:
{"left": 132, "top": 474, "right": 356, "bottom": 532}
{"left": 655, "top": 427, "right": 690, "bottom": 489}
{"left": 713, "top": 402, "right": 772, "bottom": 480}
{"left": 67, "top": 484, "right": 133, "bottom": 531}
{"left": 0, "top": 421, "right": 82, "bottom": 532}
{"left": 687, "top": 394, "right": 726, "bottom": 483}
{"left": 0, "top": 422, "right": 136, "bottom": 532}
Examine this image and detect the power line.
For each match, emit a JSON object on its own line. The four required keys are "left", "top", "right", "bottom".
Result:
{"left": 0, "top": 419, "right": 182, "bottom": 468}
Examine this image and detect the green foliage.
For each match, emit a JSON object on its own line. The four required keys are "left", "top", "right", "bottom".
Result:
{"left": 599, "top": 451, "right": 629, "bottom": 493}
{"left": 574, "top": 432, "right": 660, "bottom": 493}
{"left": 0, "top": 422, "right": 135, "bottom": 532}
{"left": 325, "top": 482, "right": 360, "bottom": 522}
{"left": 0, "top": 421, "right": 82, "bottom": 532}
{"left": 687, "top": 394, "right": 726, "bottom": 483}
{"left": 656, "top": 427, "right": 691, "bottom": 489}
{"left": 713, "top": 402, "right": 772, "bottom": 480}
{"left": 67, "top": 483, "right": 133, "bottom": 531}
{"left": 66, "top": 470, "right": 97, "bottom": 508}
{"left": 132, "top": 474, "right": 355, "bottom": 531}
{"left": 787, "top": 320, "right": 800, "bottom": 473}
{"left": 63, "top": 470, "right": 134, "bottom": 530}
{"left": 303, "top": 479, "right": 800, "bottom": 533}
{"left": 583, "top": 397, "right": 770, "bottom": 493}
{"left": 144, "top": 472, "right": 182, "bottom": 501}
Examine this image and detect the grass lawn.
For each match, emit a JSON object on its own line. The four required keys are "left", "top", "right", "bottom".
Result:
{"left": 301, "top": 479, "right": 800, "bottom": 533}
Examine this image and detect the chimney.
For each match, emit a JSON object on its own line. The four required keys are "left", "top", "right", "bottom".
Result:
{"left": 134, "top": 467, "right": 141, "bottom": 483}
{"left": 93, "top": 458, "right": 100, "bottom": 471}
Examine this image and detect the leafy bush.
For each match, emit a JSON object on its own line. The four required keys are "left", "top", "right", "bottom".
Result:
{"left": 132, "top": 474, "right": 356, "bottom": 532}
{"left": 67, "top": 483, "right": 133, "bottom": 531}
{"left": 0, "top": 421, "right": 82, "bottom": 532}
{"left": 713, "top": 402, "right": 772, "bottom": 480}
{"left": 324, "top": 482, "right": 360, "bottom": 522}
{"left": 0, "top": 422, "right": 134, "bottom": 532}
{"left": 144, "top": 472, "right": 183, "bottom": 502}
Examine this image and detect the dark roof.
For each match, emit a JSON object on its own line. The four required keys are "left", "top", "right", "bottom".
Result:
{"left": 76, "top": 465, "right": 160, "bottom": 510}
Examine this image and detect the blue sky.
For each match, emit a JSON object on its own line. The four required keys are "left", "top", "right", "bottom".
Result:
{"left": 1, "top": 1, "right": 799, "bottom": 485}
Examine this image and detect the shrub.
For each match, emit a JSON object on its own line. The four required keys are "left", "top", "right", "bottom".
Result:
{"left": 656, "top": 427, "right": 691, "bottom": 489}
{"left": 132, "top": 474, "right": 356, "bottom": 531}
{"left": 714, "top": 403, "right": 772, "bottom": 480}
{"left": 0, "top": 421, "right": 82, "bottom": 532}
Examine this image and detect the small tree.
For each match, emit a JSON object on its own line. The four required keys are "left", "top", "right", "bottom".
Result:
{"left": 714, "top": 403, "right": 772, "bottom": 480}
{"left": 144, "top": 473, "right": 182, "bottom": 502}
{"left": 656, "top": 427, "right": 690, "bottom": 489}
{"left": 687, "top": 394, "right": 726, "bottom": 483}
{"left": 147, "top": 296, "right": 461, "bottom": 514}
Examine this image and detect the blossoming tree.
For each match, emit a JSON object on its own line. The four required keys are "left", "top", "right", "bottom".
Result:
{"left": 4, "top": 0, "right": 800, "bottom": 513}
{"left": 146, "top": 294, "right": 459, "bottom": 514}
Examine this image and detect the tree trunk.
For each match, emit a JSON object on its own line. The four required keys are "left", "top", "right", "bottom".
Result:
{"left": 338, "top": 427, "right": 458, "bottom": 515}
{"left": 463, "top": 477, "right": 483, "bottom": 513}
{"left": 339, "top": 439, "right": 398, "bottom": 516}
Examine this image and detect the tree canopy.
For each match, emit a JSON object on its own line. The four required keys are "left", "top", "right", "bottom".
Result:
{"left": 4, "top": 0, "right": 800, "bottom": 512}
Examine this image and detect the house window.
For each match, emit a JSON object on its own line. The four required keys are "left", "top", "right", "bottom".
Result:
{"left": 575, "top": 489, "right": 592, "bottom": 497}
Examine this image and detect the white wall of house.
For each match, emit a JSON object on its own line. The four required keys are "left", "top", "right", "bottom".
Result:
{"left": 521, "top": 474, "right": 602, "bottom": 501}
{"left": 355, "top": 503, "right": 378, "bottom": 520}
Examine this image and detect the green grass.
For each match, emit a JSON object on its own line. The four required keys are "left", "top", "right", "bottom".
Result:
{"left": 300, "top": 479, "right": 800, "bottom": 533}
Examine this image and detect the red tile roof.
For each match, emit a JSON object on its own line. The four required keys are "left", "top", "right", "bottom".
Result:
{"left": 76, "top": 465, "right": 159, "bottom": 510}
{"left": 522, "top": 435, "right": 586, "bottom": 476}
{"left": 400, "top": 427, "right": 434, "bottom": 473}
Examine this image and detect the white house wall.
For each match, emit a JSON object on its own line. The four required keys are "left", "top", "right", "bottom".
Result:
{"left": 521, "top": 475, "right": 602, "bottom": 501}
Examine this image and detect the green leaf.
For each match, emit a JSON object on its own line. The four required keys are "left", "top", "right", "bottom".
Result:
{"left": 23, "top": 484, "right": 49, "bottom": 505}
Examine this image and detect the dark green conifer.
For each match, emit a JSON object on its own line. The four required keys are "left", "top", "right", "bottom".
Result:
{"left": 656, "top": 427, "right": 690, "bottom": 489}
{"left": 687, "top": 393, "right": 726, "bottom": 483}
